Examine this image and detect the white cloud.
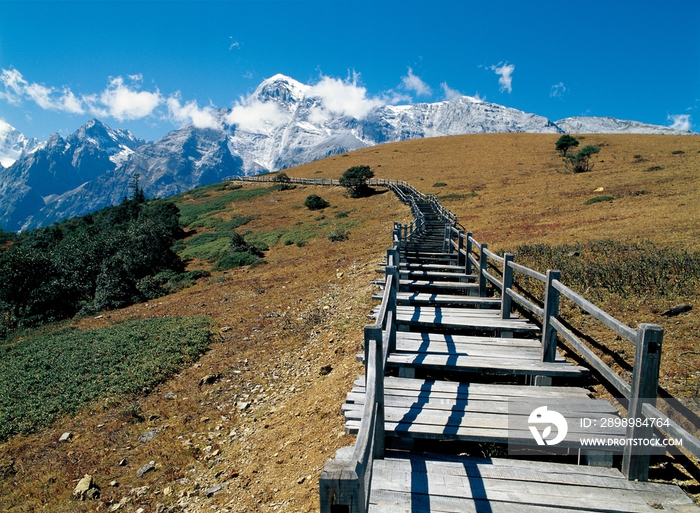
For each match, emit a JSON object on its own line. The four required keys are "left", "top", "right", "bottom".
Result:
{"left": 167, "top": 96, "right": 221, "bottom": 130}
{"left": 381, "top": 90, "right": 413, "bottom": 105}
{"left": 550, "top": 82, "right": 566, "bottom": 98}
{"left": 668, "top": 114, "right": 691, "bottom": 131}
{"left": 308, "top": 74, "right": 382, "bottom": 119}
{"left": 0, "top": 68, "right": 166, "bottom": 120}
{"left": 1, "top": 68, "right": 86, "bottom": 113}
{"left": 490, "top": 62, "right": 514, "bottom": 93}
{"left": 440, "top": 82, "right": 462, "bottom": 100}
{"left": 0, "top": 68, "right": 28, "bottom": 104}
{"left": 225, "top": 98, "right": 288, "bottom": 133}
{"left": 401, "top": 67, "right": 432, "bottom": 97}
{"left": 94, "top": 76, "right": 163, "bottom": 121}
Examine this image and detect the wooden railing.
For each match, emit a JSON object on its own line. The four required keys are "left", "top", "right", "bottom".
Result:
{"left": 319, "top": 250, "right": 399, "bottom": 513}
{"left": 233, "top": 172, "right": 698, "bottom": 498}
{"left": 228, "top": 174, "right": 457, "bottom": 226}
{"left": 445, "top": 226, "right": 700, "bottom": 477}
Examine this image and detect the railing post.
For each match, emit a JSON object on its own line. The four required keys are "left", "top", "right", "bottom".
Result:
{"left": 386, "top": 262, "right": 399, "bottom": 354}
{"left": 535, "top": 270, "right": 561, "bottom": 386}
{"left": 501, "top": 254, "right": 514, "bottom": 320}
{"left": 541, "top": 270, "right": 561, "bottom": 363}
{"left": 443, "top": 225, "right": 451, "bottom": 253}
{"left": 457, "top": 231, "right": 465, "bottom": 267}
{"left": 479, "top": 243, "right": 488, "bottom": 297}
{"left": 622, "top": 324, "right": 664, "bottom": 482}
{"left": 465, "top": 233, "right": 473, "bottom": 275}
{"left": 371, "top": 332, "right": 385, "bottom": 460}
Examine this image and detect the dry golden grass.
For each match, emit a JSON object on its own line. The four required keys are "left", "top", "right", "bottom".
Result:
{"left": 0, "top": 133, "right": 698, "bottom": 512}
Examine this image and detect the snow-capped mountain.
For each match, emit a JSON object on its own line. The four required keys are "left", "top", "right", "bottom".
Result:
{"left": 554, "top": 116, "right": 694, "bottom": 135}
{"left": 226, "top": 75, "right": 560, "bottom": 173}
{"left": 0, "top": 120, "right": 146, "bottom": 231}
{"left": 0, "top": 74, "right": 695, "bottom": 231}
{"left": 0, "top": 119, "right": 40, "bottom": 168}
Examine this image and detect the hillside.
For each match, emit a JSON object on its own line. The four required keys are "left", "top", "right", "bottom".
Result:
{"left": 0, "top": 133, "right": 698, "bottom": 512}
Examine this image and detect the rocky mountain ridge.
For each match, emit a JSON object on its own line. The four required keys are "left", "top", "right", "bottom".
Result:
{"left": 0, "top": 74, "right": 694, "bottom": 231}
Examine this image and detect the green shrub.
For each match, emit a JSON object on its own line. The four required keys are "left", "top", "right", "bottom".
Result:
{"left": 0, "top": 317, "right": 212, "bottom": 440}
{"left": 432, "top": 182, "right": 448, "bottom": 187}
{"left": 564, "top": 145, "right": 601, "bottom": 173}
{"left": 304, "top": 194, "right": 330, "bottom": 210}
{"left": 213, "top": 251, "right": 260, "bottom": 270}
{"left": 555, "top": 134, "right": 579, "bottom": 156}
{"left": 513, "top": 239, "right": 700, "bottom": 299}
{"left": 585, "top": 195, "right": 615, "bottom": 205}
{"left": 327, "top": 230, "right": 349, "bottom": 242}
{"left": 339, "top": 165, "right": 374, "bottom": 198}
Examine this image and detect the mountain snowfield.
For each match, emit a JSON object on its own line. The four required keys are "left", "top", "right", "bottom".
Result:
{"left": 0, "top": 74, "right": 695, "bottom": 231}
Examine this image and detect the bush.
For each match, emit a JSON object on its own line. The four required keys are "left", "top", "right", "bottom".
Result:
{"left": 272, "top": 171, "right": 292, "bottom": 183}
{"left": 564, "top": 145, "right": 600, "bottom": 173}
{"left": 555, "top": 134, "right": 579, "bottom": 156}
{"left": 0, "top": 317, "right": 212, "bottom": 440}
{"left": 304, "top": 194, "right": 330, "bottom": 210}
{"left": 327, "top": 230, "right": 349, "bottom": 242}
{"left": 433, "top": 182, "right": 447, "bottom": 187}
{"left": 585, "top": 195, "right": 615, "bottom": 205}
{"left": 339, "top": 165, "right": 374, "bottom": 198}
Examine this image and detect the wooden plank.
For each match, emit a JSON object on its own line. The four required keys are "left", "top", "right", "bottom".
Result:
{"left": 345, "top": 393, "right": 618, "bottom": 417}
{"left": 399, "top": 279, "right": 479, "bottom": 290}
{"left": 393, "top": 337, "right": 562, "bottom": 360}
{"left": 509, "top": 261, "right": 547, "bottom": 282}
{"left": 400, "top": 270, "right": 475, "bottom": 281}
{"left": 395, "top": 311, "right": 539, "bottom": 332}
{"left": 373, "top": 458, "right": 694, "bottom": 503}
{"left": 385, "top": 353, "right": 589, "bottom": 377}
{"left": 552, "top": 279, "right": 638, "bottom": 343}
{"left": 369, "top": 472, "right": 692, "bottom": 513}
{"left": 550, "top": 317, "right": 632, "bottom": 399}
{"left": 377, "top": 292, "right": 501, "bottom": 307}
{"left": 396, "top": 331, "right": 543, "bottom": 349}
{"left": 355, "top": 377, "right": 593, "bottom": 399}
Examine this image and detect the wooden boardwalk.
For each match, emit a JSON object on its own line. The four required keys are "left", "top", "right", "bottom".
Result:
{"left": 309, "top": 179, "right": 700, "bottom": 512}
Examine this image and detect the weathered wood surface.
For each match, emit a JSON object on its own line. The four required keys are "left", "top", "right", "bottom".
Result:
{"left": 373, "top": 292, "right": 501, "bottom": 308}
{"left": 393, "top": 305, "right": 540, "bottom": 333}
{"left": 385, "top": 353, "right": 588, "bottom": 377}
{"left": 368, "top": 452, "right": 696, "bottom": 513}
{"left": 345, "top": 377, "right": 619, "bottom": 445}
{"left": 399, "top": 262, "right": 472, "bottom": 273}
{"left": 398, "top": 270, "right": 475, "bottom": 281}
{"left": 374, "top": 278, "right": 480, "bottom": 292}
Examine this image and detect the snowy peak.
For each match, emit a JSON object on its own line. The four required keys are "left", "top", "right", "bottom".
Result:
{"left": 69, "top": 119, "right": 146, "bottom": 153}
{"left": 555, "top": 116, "right": 693, "bottom": 135}
{"left": 253, "top": 74, "right": 310, "bottom": 105}
{"left": 0, "top": 120, "right": 40, "bottom": 168}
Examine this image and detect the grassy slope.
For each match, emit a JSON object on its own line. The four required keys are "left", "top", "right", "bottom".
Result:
{"left": 0, "top": 133, "right": 698, "bottom": 512}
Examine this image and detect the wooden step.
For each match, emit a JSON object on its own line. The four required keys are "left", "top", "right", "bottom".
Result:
{"left": 394, "top": 305, "right": 540, "bottom": 333}
{"left": 368, "top": 451, "right": 695, "bottom": 513}
{"left": 373, "top": 292, "right": 500, "bottom": 308}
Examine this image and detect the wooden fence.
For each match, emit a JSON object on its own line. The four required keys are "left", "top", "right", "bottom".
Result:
{"left": 444, "top": 226, "right": 700, "bottom": 466}
{"left": 231, "top": 174, "right": 700, "bottom": 508}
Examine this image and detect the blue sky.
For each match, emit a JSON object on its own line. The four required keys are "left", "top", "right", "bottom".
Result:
{"left": 1, "top": 0, "right": 698, "bottom": 141}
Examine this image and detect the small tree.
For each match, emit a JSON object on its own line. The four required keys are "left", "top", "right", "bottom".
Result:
{"left": 272, "top": 172, "right": 291, "bottom": 183}
{"left": 339, "top": 165, "right": 374, "bottom": 198}
{"left": 555, "top": 134, "right": 579, "bottom": 156}
{"left": 564, "top": 145, "right": 600, "bottom": 173}
{"left": 304, "top": 194, "right": 330, "bottom": 210}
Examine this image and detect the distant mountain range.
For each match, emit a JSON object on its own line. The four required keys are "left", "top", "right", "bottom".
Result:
{"left": 0, "top": 74, "right": 694, "bottom": 231}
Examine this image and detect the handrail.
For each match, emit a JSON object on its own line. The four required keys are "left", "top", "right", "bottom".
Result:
{"left": 430, "top": 183, "right": 699, "bottom": 478}
{"left": 552, "top": 279, "right": 638, "bottom": 343}
{"left": 319, "top": 254, "right": 397, "bottom": 513}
